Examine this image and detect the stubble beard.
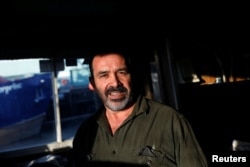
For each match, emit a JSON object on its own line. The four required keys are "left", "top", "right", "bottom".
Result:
{"left": 97, "top": 86, "right": 133, "bottom": 112}
{"left": 105, "top": 94, "right": 131, "bottom": 111}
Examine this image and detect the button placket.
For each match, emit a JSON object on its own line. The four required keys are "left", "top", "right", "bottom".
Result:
{"left": 111, "top": 130, "right": 119, "bottom": 157}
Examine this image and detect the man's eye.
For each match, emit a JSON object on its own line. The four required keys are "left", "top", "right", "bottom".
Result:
{"left": 100, "top": 74, "right": 107, "bottom": 78}
{"left": 119, "top": 71, "right": 127, "bottom": 75}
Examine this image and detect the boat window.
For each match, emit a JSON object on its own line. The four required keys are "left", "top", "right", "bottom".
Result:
{"left": 0, "top": 58, "right": 101, "bottom": 155}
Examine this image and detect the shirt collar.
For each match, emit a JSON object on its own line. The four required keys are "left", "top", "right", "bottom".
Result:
{"left": 131, "top": 95, "right": 149, "bottom": 116}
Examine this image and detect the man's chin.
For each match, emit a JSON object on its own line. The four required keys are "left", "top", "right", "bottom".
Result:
{"left": 106, "top": 99, "right": 128, "bottom": 111}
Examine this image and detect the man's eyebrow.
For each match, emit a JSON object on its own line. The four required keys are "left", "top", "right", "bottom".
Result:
{"left": 96, "top": 67, "right": 128, "bottom": 76}
{"left": 97, "top": 70, "right": 109, "bottom": 76}
{"left": 117, "top": 67, "right": 128, "bottom": 71}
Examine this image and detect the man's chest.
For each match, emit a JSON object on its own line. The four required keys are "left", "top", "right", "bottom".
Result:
{"left": 87, "top": 122, "right": 176, "bottom": 167}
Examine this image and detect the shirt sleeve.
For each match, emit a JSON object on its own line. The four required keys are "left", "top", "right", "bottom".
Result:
{"left": 174, "top": 114, "right": 208, "bottom": 167}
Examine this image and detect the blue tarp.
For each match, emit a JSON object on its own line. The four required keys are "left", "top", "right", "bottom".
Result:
{"left": 0, "top": 73, "right": 52, "bottom": 128}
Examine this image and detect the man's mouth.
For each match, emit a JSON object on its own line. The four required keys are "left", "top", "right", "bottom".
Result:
{"left": 108, "top": 91, "right": 125, "bottom": 98}
{"left": 109, "top": 91, "right": 122, "bottom": 95}
{"left": 105, "top": 86, "right": 127, "bottom": 97}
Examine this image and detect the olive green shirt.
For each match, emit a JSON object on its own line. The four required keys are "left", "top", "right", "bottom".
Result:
{"left": 73, "top": 95, "right": 208, "bottom": 167}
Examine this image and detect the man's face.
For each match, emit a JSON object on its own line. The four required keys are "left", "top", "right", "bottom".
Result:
{"left": 90, "top": 53, "right": 133, "bottom": 111}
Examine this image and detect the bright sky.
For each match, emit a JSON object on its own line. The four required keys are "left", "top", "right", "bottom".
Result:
{"left": 0, "top": 58, "right": 89, "bottom": 78}
{"left": 0, "top": 59, "right": 41, "bottom": 77}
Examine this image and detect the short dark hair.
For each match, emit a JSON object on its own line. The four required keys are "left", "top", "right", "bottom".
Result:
{"left": 88, "top": 47, "right": 132, "bottom": 78}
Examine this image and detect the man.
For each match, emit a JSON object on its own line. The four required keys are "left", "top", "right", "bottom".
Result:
{"left": 73, "top": 49, "right": 208, "bottom": 167}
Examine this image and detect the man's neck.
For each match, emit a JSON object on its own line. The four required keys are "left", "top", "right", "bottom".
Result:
{"left": 105, "top": 103, "right": 135, "bottom": 134}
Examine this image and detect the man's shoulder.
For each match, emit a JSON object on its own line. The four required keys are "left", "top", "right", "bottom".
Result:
{"left": 143, "top": 97, "right": 184, "bottom": 118}
{"left": 143, "top": 96, "right": 175, "bottom": 111}
{"left": 76, "top": 112, "right": 100, "bottom": 130}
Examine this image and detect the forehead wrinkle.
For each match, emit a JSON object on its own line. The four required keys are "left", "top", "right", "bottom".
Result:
{"left": 92, "top": 54, "right": 127, "bottom": 75}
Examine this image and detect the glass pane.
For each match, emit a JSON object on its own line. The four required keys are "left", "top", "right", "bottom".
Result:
{"left": 57, "top": 59, "right": 101, "bottom": 141}
{"left": 0, "top": 58, "right": 56, "bottom": 152}
{"left": 0, "top": 58, "right": 102, "bottom": 153}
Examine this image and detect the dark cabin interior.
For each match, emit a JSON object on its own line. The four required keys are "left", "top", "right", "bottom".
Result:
{"left": 1, "top": 1, "right": 250, "bottom": 166}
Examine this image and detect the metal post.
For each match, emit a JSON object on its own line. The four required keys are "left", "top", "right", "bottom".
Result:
{"left": 51, "top": 59, "right": 62, "bottom": 142}
{"left": 158, "top": 38, "right": 180, "bottom": 111}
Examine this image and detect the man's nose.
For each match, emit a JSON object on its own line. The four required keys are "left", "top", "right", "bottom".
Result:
{"left": 110, "top": 74, "right": 122, "bottom": 87}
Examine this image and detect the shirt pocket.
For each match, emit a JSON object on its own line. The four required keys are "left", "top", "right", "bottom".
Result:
{"left": 133, "top": 146, "right": 177, "bottom": 167}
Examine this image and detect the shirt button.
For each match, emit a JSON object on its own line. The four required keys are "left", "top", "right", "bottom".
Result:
{"left": 87, "top": 153, "right": 94, "bottom": 160}
{"left": 147, "top": 159, "right": 152, "bottom": 165}
{"left": 112, "top": 150, "right": 116, "bottom": 155}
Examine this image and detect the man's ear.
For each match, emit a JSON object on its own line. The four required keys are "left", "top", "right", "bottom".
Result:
{"left": 88, "top": 76, "right": 95, "bottom": 91}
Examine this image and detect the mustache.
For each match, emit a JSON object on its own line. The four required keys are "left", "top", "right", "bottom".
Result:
{"left": 105, "top": 86, "right": 128, "bottom": 96}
